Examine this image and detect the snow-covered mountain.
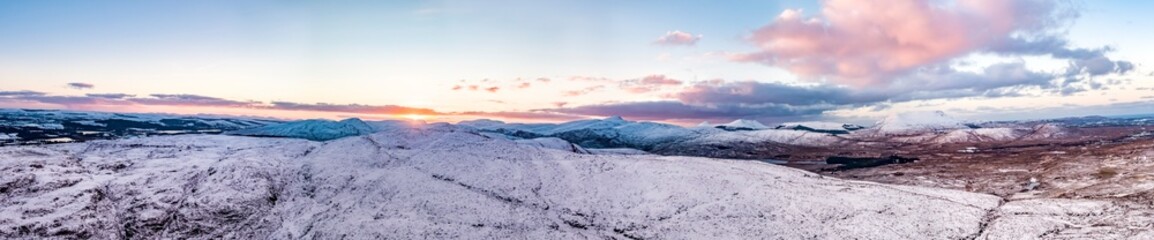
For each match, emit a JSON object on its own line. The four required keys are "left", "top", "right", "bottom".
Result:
{"left": 226, "top": 118, "right": 375, "bottom": 141}
{"left": 776, "top": 121, "right": 865, "bottom": 135}
{"left": 513, "top": 137, "right": 591, "bottom": 154}
{"left": 0, "top": 108, "right": 279, "bottom": 145}
{"left": 865, "top": 111, "right": 973, "bottom": 136}
{"left": 713, "top": 119, "right": 770, "bottom": 131}
{"left": 0, "top": 126, "right": 1006, "bottom": 239}
{"left": 461, "top": 116, "right": 716, "bottom": 151}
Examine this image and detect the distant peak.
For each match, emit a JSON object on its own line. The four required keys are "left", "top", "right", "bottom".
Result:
{"left": 605, "top": 115, "right": 625, "bottom": 121}
{"left": 718, "top": 119, "right": 769, "bottom": 130}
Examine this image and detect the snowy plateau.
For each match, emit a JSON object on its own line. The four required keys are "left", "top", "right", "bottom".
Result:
{"left": 3, "top": 125, "right": 1012, "bottom": 239}
{"left": 5, "top": 109, "right": 1154, "bottom": 239}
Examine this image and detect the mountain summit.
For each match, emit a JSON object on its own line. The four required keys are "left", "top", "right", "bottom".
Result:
{"left": 872, "top": 111, "right": 970, "bottom": 135}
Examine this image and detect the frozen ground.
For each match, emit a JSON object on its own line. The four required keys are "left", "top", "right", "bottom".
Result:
{"left": 1, "top": 126, "right": 1017, "bottom": 239}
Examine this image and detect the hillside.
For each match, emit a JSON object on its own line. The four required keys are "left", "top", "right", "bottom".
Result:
{"left": 0, "top": 126, "right": 1007, "bottom": 239}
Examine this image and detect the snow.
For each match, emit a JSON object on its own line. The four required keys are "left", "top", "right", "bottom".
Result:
{"left": 21, "top": 123, "right": 65, "bottom": 130}
{"left": 686, "top": 129, "right": 842, "bottom": 147}
{"left": 457, "top": 119, "right": 507, "bottom": 129}
{"left": 0, "top": 133, "right": 17, "bottom": 141}
{"left": 366, "top": 119, "right": 425, "bottom": 132}
{"left": 513, "top": 137, "right": 590, "bottom": 154}
{"left": 541, "top": 116, "right": 629, "bottom": 135}
{"left": 225, "top": 118, "right": 375, "bottom": 141}
{"left": 69, "top": 120, "right": 106, "bottom": 127}
{"left": 868, "top": 111, "right": 970, "bottom": 135}
{"left": 465, "top": 117, "right": 712, "bottom": 150}
{"left": 931, "top": 128, "right": 1020, "bottom": 143}
{"left": 715, "top": 119, "right": 770, "bottom": 130}
{"left": 777, "top": 121, "right": 856, "bottom": 132}
{"left": 0, "top": 127, "right": 1007, "bottom": 239}
{"left": 586, "top": 148, "right": 650, "bottom": 155}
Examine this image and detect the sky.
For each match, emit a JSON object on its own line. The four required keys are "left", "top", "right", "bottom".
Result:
{"left": 1, "top": 0, "right": 1152, "bottom": 125}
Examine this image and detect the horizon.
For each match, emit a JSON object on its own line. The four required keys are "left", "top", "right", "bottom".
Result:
{"left": 3, "top": 0, "right": 1152, "bottom": 125}
{"left": 4, "top": 106, "right": 1149, "bottom": 128}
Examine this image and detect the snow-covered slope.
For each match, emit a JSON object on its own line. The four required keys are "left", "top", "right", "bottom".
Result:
{"left": 225, "top": 118, "right": 375, "bottom": 141}
{"left": 513, "top": 137, "right": 590, "bottom": 154}
{"left": 463, "top": 117, "right": 715, "bottom": 150}
{"left": 714, "top": 119, "right": 770, "bottom": 130}
{"left": 0, "top": 127, "right": 1004, "bottom": 239}
{"left": 867, "top": 111, "right": 971, "bottom": 135}
{"left": 776, "top": 121, "right": 864, "bottom": 134}
{"left": 682, "top": 128, "right": 843, "bottom": 147}
{"left": 0, "top": 108, "right": 277, "bottom": 130}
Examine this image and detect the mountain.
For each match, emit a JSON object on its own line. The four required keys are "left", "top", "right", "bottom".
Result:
{"left": 513, "top": 137, "right": 591, "bottom": 154}
{"left": 714, "top": 119, "right": 770, "bottom": 131}
{"left": 776, "top": 121, "right": 864, "bottom": 135}
{"left": 225, "top": 118, "right": 375, "bottom": 141}
{"left": 462, "top": 116, "right": 713, "bottom": 151}
{"left": 866, "top": 111, "right": 971, "bottom": 136}
{"left": 0, "top": 108, "right": 279, "bottom": 145}
{"left": 0, "top": 126, "right": 1005, "bottom": 239}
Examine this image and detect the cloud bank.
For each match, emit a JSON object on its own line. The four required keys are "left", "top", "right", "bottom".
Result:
{"left": 729, "top": 0, "right": 1126, "bottom": 88}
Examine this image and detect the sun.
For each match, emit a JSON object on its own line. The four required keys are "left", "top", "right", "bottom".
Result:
{"left": 402, "top": 114, "right": 427, "bottom": 121}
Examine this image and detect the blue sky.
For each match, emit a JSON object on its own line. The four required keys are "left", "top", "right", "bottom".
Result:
{"left": 0, "top": 0, "right": 1150, "bottom": 124}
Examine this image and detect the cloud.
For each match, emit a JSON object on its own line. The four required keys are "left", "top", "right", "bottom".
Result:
{"left": 674, "top": 81, "right": 883, "bottom": 106}
{"left": 67, "top": 82, "right": 94, "bottom": 90}
{"left": 485, "top": 86, "right": 500, "bottom": 93}
{"left": 562, "top": 86, "right": 605, "bottom": 97}
{"left": 568, "top": 76, "right": 613, "bottom": 82}
{"left": 653, "top": 30, "right": 702, "bottom": 46}
{"left": 451, "top": 85, "right": 463, "bottom": 90}
{"left": 993, "top": 36, "right": 1134, "bottom": 78}
{"left": 133, "top": 94, "right": 257, "bottom": 107}
{"left": 638, "top": 75, "right": 682, "bottom": 85}
{"left": 457, "top": 111, "right": 584, "bottom": 121}
{"left": 14, "top": 96, "right": 130, "bottom": 106}
{"left": 618, "top": 75, "right": 685, "bottom": 93}
{"left": 653, "top": 62, "right": 1058, "bottom": 121}
{"left": 889, "top": 62, "right": 1055, "bottom": 93}
{"left": 85, "top": 93, "right": 136, "bottom": 99}
{"left": 0, "top": 90, "right": 46, "bottom": 97}
{"left": 267, "top": 101, "right": 440, "bottom": 115}
{"left": 731, "top": 0, "right": 1073, "bottom": 86}
{"left": 544, "top": 101, "right": 829, "bottom": 121}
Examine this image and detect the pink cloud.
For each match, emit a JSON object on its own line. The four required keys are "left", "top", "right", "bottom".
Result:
{"left": 653, "top": 30, "right": 701, "bottom": 46}
{"left": 563, "top": 86, "right": 605, "bottom": 97}
{"left": 485, "top": 86, "right": 500, "bottom": 93}
{"left": 639, "top": 75, "right": 682, "bottom": 85}
{"left": 732, "top": 0, "right": 1063, "bottom": 86}
{"left": 617, "top": 75, "right": 684, "bottom": 93}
